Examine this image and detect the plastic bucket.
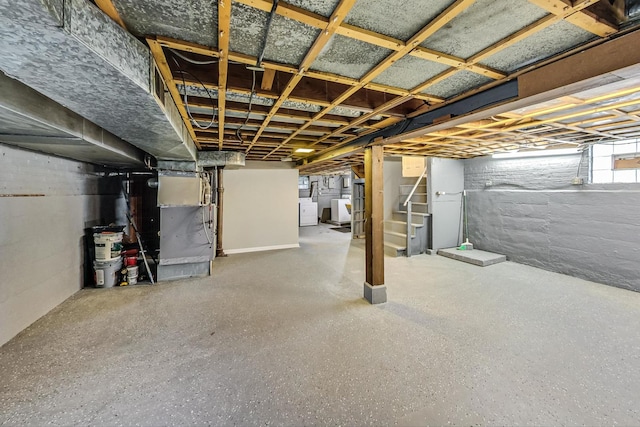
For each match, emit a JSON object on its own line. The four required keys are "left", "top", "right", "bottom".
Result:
{"left": 127, "top": 265, "right": 139, "bottom": 285}
{"left": 93, "top": 258, "right": 123, "bottom": 288}
{"left": 94, "top": 232, "right": 123, "bottom": 261}
{"left": 125, "top": 256, "right": 138, "bottom": 267}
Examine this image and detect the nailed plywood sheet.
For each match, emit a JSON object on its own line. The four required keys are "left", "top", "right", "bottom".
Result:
{"left": 310, "top": 34, "right": 393, "bottom": 80}
{"left": 422, "top": 70, "right": 492, "bottom": 99}
{"left": 112, "top": 0, "right": 218, "bottom": 48}
{"left": 372, "top": 55, "right": 450, "bottom": 90}
{"left": 480, "top": 20, "right": 596, "bottom": 72}
{"left": 287, "top": 0, "right": 341, "bottom": 17}
{"left": 344, "top": 0, "right": 452, "bottom": 41}
{"left": 421, "top": 0, "right": 548, "bottom": 60}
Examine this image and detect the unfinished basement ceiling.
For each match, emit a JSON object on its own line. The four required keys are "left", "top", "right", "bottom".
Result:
{"left": 2, "top": 0, "right": 637, "bottom": 172}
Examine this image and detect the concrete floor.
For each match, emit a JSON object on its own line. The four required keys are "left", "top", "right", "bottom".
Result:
{"left": 1, "top": 223, "right": 640, "bottom": 426}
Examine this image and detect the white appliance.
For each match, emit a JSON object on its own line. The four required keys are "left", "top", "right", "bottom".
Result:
{"left": 331, "top": 198, "right": 351, "bottom": 224}
{"left": 299, "top": 198, "right": 318, "bottom": 226}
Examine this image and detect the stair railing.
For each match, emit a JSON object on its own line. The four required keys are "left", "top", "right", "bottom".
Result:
{"left": 402, "top": 165, "right": 428, "bottom": 257}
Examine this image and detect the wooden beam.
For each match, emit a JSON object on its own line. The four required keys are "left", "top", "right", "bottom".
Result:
{"left": 261, "top": 68, "right": 276, "bottom": 91}
{"left": 94, "top": 0, "right": 126, "bottom": 29}
{"left": 352, "top": 164, "right": 365, "bottom": 178}
{"left": 147, "top": 38, "right": 200, "bottom": 148}
{"left": 177, "top": 76, "right": 409, "bottom": 117}
{"left": 245, "top": 0, "right": 357, "bottom": 153}
{"left": 411, "top": 47, "right": 505, "bottom": 80}
{"left": 519, "top": 30, "right": 640, "bottom": 98}
{"left": 307, "top": 95, "right": 413, "bottom": 151}
{"left": 188, "top": 98, "right": 379, "bottom": 128}
{"left": 234, "top": 0, "right": 504, "bottom": 81}
{"left": 157, "top": 36, "right": 443, "bottom": 104}
{"left": 527, "top": 0, "right": 617, "bottom": 36}
{"left": 262, "top": 0, "right": 474, "bottom": 159}
{"left": 364, "top": 145, "right": 385, "bottom": 303}
{"left": 217, "top": 0, "right": 231, "bottom": 150}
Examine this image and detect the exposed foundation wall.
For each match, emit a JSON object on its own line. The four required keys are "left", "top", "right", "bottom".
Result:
{"left": 223, "top": 161, "right": 299, "bottom": 253}
{"left": 0, "top": 145, "right": 122, "bottom": 346}
{"left": 464, "top": 154, "right": 640, "bottom": 291}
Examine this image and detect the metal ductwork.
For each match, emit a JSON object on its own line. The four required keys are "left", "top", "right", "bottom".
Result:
{"left": 197, "top": 151, "right": 246, "bottom": 168}
{"left": 0, "top": 71, "right": 145, "bottom": 167}
{"left": 0, "top": 0, "right": 196, "bottom": 162}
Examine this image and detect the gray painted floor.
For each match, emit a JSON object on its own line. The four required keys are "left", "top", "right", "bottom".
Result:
{"left": 2, "top": 223, "right": 640, "bottom": 426}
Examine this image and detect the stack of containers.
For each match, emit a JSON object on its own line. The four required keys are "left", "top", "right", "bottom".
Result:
{"left": 93, "top": 226, "right": 124, "bottom": 288}
{"left": 123, "top": 248, "right": 139, "bottom": 285}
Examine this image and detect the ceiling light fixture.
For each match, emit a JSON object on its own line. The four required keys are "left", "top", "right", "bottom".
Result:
{"left": 492, "top": 147, "right": 581, "bottom": 159}
{"left": 295, "top": 148, "right": 314, "bottom": 153}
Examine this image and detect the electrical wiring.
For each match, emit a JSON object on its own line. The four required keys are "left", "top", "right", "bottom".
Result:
{"left": 256, "top": 0, "right": 279, "bottom": 67}
{"left": 236, "top": 69, "right": 257, "bottom": 144}
{"left": 171, "top": 55, "right": 217, "bottom": 130}
{"left": 169, "top": 48, "right": 218, "bottom": 65}
{"left": 235, "top": 0, "right": 278, "bottom": 144}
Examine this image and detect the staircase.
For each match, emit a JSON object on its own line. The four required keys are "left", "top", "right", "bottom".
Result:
{"left": 384, "top": 176, "right": 431, "bottom": 257}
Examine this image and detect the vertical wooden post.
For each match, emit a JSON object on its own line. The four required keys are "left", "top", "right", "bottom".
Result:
{"left": 364, "top": 145, "right": 386, "bottom": 304}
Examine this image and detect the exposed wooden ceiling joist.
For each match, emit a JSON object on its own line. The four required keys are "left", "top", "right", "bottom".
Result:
{"left": 147, "top": 38, "right": 201, "bottom": 149}
{"left": 217, "top": 0, "right": 231, "bottom": 150}
{"left": 245, "top": 0, "right": 358, "bottom": 153}
{"left": 527, "top": 0, "right": 618, "bottom": 36}
{"left": 262, "top": 0, "right": 476, "bottom": 159}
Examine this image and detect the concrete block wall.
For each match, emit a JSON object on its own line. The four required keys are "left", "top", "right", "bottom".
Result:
{"left": 464, "top": 153, "right": 640, "bottom": 291}
{"left": 0, "top": 145, "right": 121, "bottom": 346}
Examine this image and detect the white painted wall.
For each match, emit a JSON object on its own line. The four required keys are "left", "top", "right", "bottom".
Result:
{"left": 223, "top": 161, "right": 299, "bottom": 254}
{"left": 0, "top": 145, "right": 120, "bottom": 346}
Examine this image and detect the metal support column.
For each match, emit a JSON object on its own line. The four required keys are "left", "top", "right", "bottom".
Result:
{"left": 216, "top": 167, "right": 227, "bottom": 258}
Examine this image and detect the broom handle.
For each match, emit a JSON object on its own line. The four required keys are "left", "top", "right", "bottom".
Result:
{"left": 463, "top": 190, "right": 469, "bottom": 242}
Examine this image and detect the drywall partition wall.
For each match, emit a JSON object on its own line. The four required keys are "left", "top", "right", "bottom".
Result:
{"left": 464, "top": 153, "right": 640, "bottom": 291}
{"left": 0, "top": 145, "right": 121, "bottom": 346}
{"left": 427, "top": 157, "right": 465, "bottom": 251}
{"left": 223, "top": 162, "right": 299, "bottom": 254}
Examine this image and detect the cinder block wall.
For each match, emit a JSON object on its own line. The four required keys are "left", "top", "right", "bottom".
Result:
{"left": 0, "top": 145, "right": 121, "bottom": 346}
{"left": 464, "top": 154, "right": 640, "bottom": 291}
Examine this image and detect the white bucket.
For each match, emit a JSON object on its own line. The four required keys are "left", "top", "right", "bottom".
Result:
{"left": 93, "top": 258, "right": 123, "bottom": 288}
{"left": 94, "top": 232, "right": 123, "bottom": 261}
{"left": 127, "top": 265, "right": 139, "bottom": 285}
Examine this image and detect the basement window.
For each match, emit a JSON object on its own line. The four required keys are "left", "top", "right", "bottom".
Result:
{"left": 591, "top": 140, "right": 640, "bottom": 183}
{"left": 299, "top": 176, "right": 310, "bottom": 190}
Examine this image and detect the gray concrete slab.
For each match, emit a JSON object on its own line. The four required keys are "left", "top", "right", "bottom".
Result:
{"left": 438, "top": 247, "right": 507, "bottom": 267}
{"left": 2, "top": 223, "right": 640, "bottom": 425}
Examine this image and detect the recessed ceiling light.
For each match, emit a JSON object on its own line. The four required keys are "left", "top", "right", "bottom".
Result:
{"left": 294, "top": 148, "right": 314, "bottom": 153}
